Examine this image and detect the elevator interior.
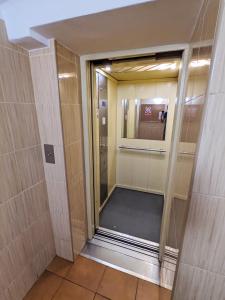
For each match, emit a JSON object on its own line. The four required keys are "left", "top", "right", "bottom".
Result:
{"left": 91, "top": 45, "right": 212, "bottom": 257}
{"left": 91, "top": 51, "right": 183, "bottom": 246}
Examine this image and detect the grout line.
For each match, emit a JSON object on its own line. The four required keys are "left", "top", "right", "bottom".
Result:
{"left": 95, "top": 292, "right": 111, "bottom": 300}
{"left": 134, "top": 278, "right": 139, "bottom": 300}
{"left": 179, "top": 262, "right": 225, "bottom": 278}
{"left": 51, "top": 275, "right": 64, "bottom": 300}
{"left": 0, "top": 143, "right": 42, "bottom": 158}
{"left": 0, "top": 178, "right": 45, "bottom": 207}
{"left": 0, "top": 100, "right": 36, "bottom": 104}
{"left": 96, "top": 264, "right": 107, "bottom": 293}
{"left": 64, "top": 277, "right": 98, "bottom": 294}
{"left": 0, "top": 43, "right": 29, "bottom": 56}
{"left": 47, "top": 268, "right": 98, "bottom": 294}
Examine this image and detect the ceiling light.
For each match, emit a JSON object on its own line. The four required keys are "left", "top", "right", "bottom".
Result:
{"left": 105, "top": 65, "right": 111, "bottom": 72}
{"left": 58, "top": 73, "right": 75, "bottom": 79}
{"left": 190, "top": 59, "right": 210, "bottom": 68}
{"left": 150, "top": 63, "right": 177, "bottom": 71}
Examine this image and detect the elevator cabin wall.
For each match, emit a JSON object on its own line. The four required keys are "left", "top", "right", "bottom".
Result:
{"left": 116, "top": 79, "right": 177, "bottom": 194}
{"left": 94, "top": 56, "right": 190, "bottom": 218}
{"left": 94, "top": 76, "right": 180, "bottom": 199}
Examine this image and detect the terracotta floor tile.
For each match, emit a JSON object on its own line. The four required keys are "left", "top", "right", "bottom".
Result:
{"left": 136, "top": 279, "right": 171, "bottom": 300}
{"left": 160, "top": 287, "right": 172, "bottom": 300}
{"left": 94, "top": 294, "right": 109, "bottom": 300}
{"left": 24, "top": 271, "right": 62, "bottom": 300}
{"left": 97, "top": 267, "right": 138, "bottom": 300}
{"left": 53, "top": 280, "right": 95, "bottom": 300}
{"left": 136, "top": 279, "right": 159, "bottom": 300}
{"left": 66, "top": 256, "right": 105, "bottom": 292}
{"left": 47, "top": 256, "right": 73, "bottom": 277}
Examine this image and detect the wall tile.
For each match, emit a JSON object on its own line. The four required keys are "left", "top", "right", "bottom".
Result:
{"left": 0, "top": 20, "right": 55, "bottom": 299}
{"left": 61, "top": 104, "right": 82, "bottom": 145}
{"left": 42, "top": 145, "right": 66, "bottom": 182}
{"left": 180, "top": 193, "right": 220, "bottom": 269}
{"left": 0, "top": 195, "right": 24, "bottom": 248}
{"left": 0, "top": 153, "right": 22, "bottom": 203}
{"left": 30, "top": 53, "right": 59, "bottom": 104}
{"left": 65, "top": 141, "right": 83, "bottom": 182}
{"left": 56, "top": 43, "right": 75, "bottom": 62}
{"left": 175, "top": 2, "right": 225, "bottom": 298}
{"left": 68, "top": 177, "right": 86, "bottom": 226}
{"left": 209, "top": 2, "right": 225, "bottom": 94}
{"left": 7, "top": 103, "right": 40, "bottom": 149}
{"left": 0, "top": 75, "right": 4, "bottom": 101}
{"left": 0, "top": 48, "right": 34, "bottom": 103}
{"left": 23, "top": 181, "right": 49, "bottom": 226}
{"left": 35, "top": 103, "right": 63, "bottom": 145}
{"left": 0, "top": 19, "right": 9, "bottom": 46}
{"left": 16, "top": 145, "right": 44, "bottom": 190}
{"left": 58, "top": 77, "right": 79, "bottom": 104}
{"left": 174, "top": 263, "right": 225, "bottom": 300}
{"left": 193, "top": 93, "right": 225, "bottom": 197}
{"left": 56, "top": 42, "right": 87, "bottom": 258}
{"left": 30, "top": 44, "right": 73, "bottom": 262}
{"left": 0, "top": 103, "right": 14, "bottom": 154}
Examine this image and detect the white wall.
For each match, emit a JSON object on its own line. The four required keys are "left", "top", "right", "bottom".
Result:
{"left": 0, "top": 0, "right": 151, "bottom": 40}
{"left": 116, "top": 79, "right": 177, "bottom": 194}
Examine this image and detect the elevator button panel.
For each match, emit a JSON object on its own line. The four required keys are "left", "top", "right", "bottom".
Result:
{"left": 44, "top": 144, "right": 55, "bottom": 164}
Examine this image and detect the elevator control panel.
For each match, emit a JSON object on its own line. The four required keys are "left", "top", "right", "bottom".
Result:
{"left": 44, "top": 144, "right": 55, "bottom": 164}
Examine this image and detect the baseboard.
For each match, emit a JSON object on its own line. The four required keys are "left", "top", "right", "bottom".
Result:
{"left": 174, "top": 193, "right": 188, "bottom": 201}
{"left": 116, "top": 184, "right": 164, "bottom": 196}
{"left": 99, "top": 184, "right": 117, "bottom": 212}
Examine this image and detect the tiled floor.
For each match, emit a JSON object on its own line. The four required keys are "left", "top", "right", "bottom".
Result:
{"left": 24, "top": 256, "right": 172, "bottom": 300}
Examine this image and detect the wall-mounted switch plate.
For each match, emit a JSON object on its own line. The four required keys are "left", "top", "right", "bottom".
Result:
{"left": 44, "top": 144, "right": 55, "bottom": 164}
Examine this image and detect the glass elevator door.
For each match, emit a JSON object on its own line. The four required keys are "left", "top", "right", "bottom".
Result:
{"left": 97, "top": 73, "right": 108, "bottom": 206}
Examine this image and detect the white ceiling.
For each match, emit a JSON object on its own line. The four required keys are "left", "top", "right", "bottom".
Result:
{"left": 33, "top": 0, "right": 204, "bottom": 55}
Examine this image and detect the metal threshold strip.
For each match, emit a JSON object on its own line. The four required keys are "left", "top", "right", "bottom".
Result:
{"left": 81, "top": 227, "right": 177, "bottom": 289}
{"left": 95, "top": 227, "right": 160, "bottom": 256}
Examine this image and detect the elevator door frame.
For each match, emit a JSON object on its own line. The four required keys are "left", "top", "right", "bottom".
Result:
{"left": 80, "top": 44, "right": 190, "bottom": 258}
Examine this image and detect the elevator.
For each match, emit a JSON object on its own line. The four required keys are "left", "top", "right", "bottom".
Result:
{"left": 81, "top": 43, "right": 213, "bottom": 289}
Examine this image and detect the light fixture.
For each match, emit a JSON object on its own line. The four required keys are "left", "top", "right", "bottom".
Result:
{"left": 105, "top": 65, "right": 111, "bottom": 72}
{"left": 58, "top": 72, "right": 75, "bottom": 79}
{"left": 150, "top": 63, "right": 177, "bottom": 71}
{"left": 190, "top": 59, "right": 210, "bottom": 68}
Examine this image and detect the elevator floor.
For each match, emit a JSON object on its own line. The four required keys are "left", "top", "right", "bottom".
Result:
{"left": 99, "top": 187, "right": 164, "bottom": 243}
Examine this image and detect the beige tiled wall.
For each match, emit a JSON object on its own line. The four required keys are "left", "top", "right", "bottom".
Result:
{"left": 0, "top": 20, "right": 55, "bottom": 299}
{"left": 55, "top": 42, "right": 87, "bottom": 255}
{"left": 174, "top": 1, "right": 225, "bottom": 299}
{"left": 29, "top": 42, "right": 74, "bottom": 261}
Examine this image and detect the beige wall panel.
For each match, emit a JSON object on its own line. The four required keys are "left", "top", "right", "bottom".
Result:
{"left": 55, "top": 42, "right": 87, "bottom": 256}
{"left": 0, "top": 19, "right": 55, "bottom": 300}
{"left": 107, "top": 79, "right": 117, "bottom": 193}
{"left": 116, "top": 79, "right": 177, "bottom": 194}
{"left": 30, "top": 43, "right": 73, "bottom": 261}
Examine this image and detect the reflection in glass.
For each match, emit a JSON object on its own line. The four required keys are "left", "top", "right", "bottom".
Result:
{"left": 121, "top": 98, "right": 169, "bottom": 140}
{"left": 167, "top": 46, "right": 212, "bottom": 251}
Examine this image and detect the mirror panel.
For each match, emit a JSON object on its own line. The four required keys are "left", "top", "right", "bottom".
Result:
{"left": 121, "top": 98, "right": 169, "bottom": 140}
